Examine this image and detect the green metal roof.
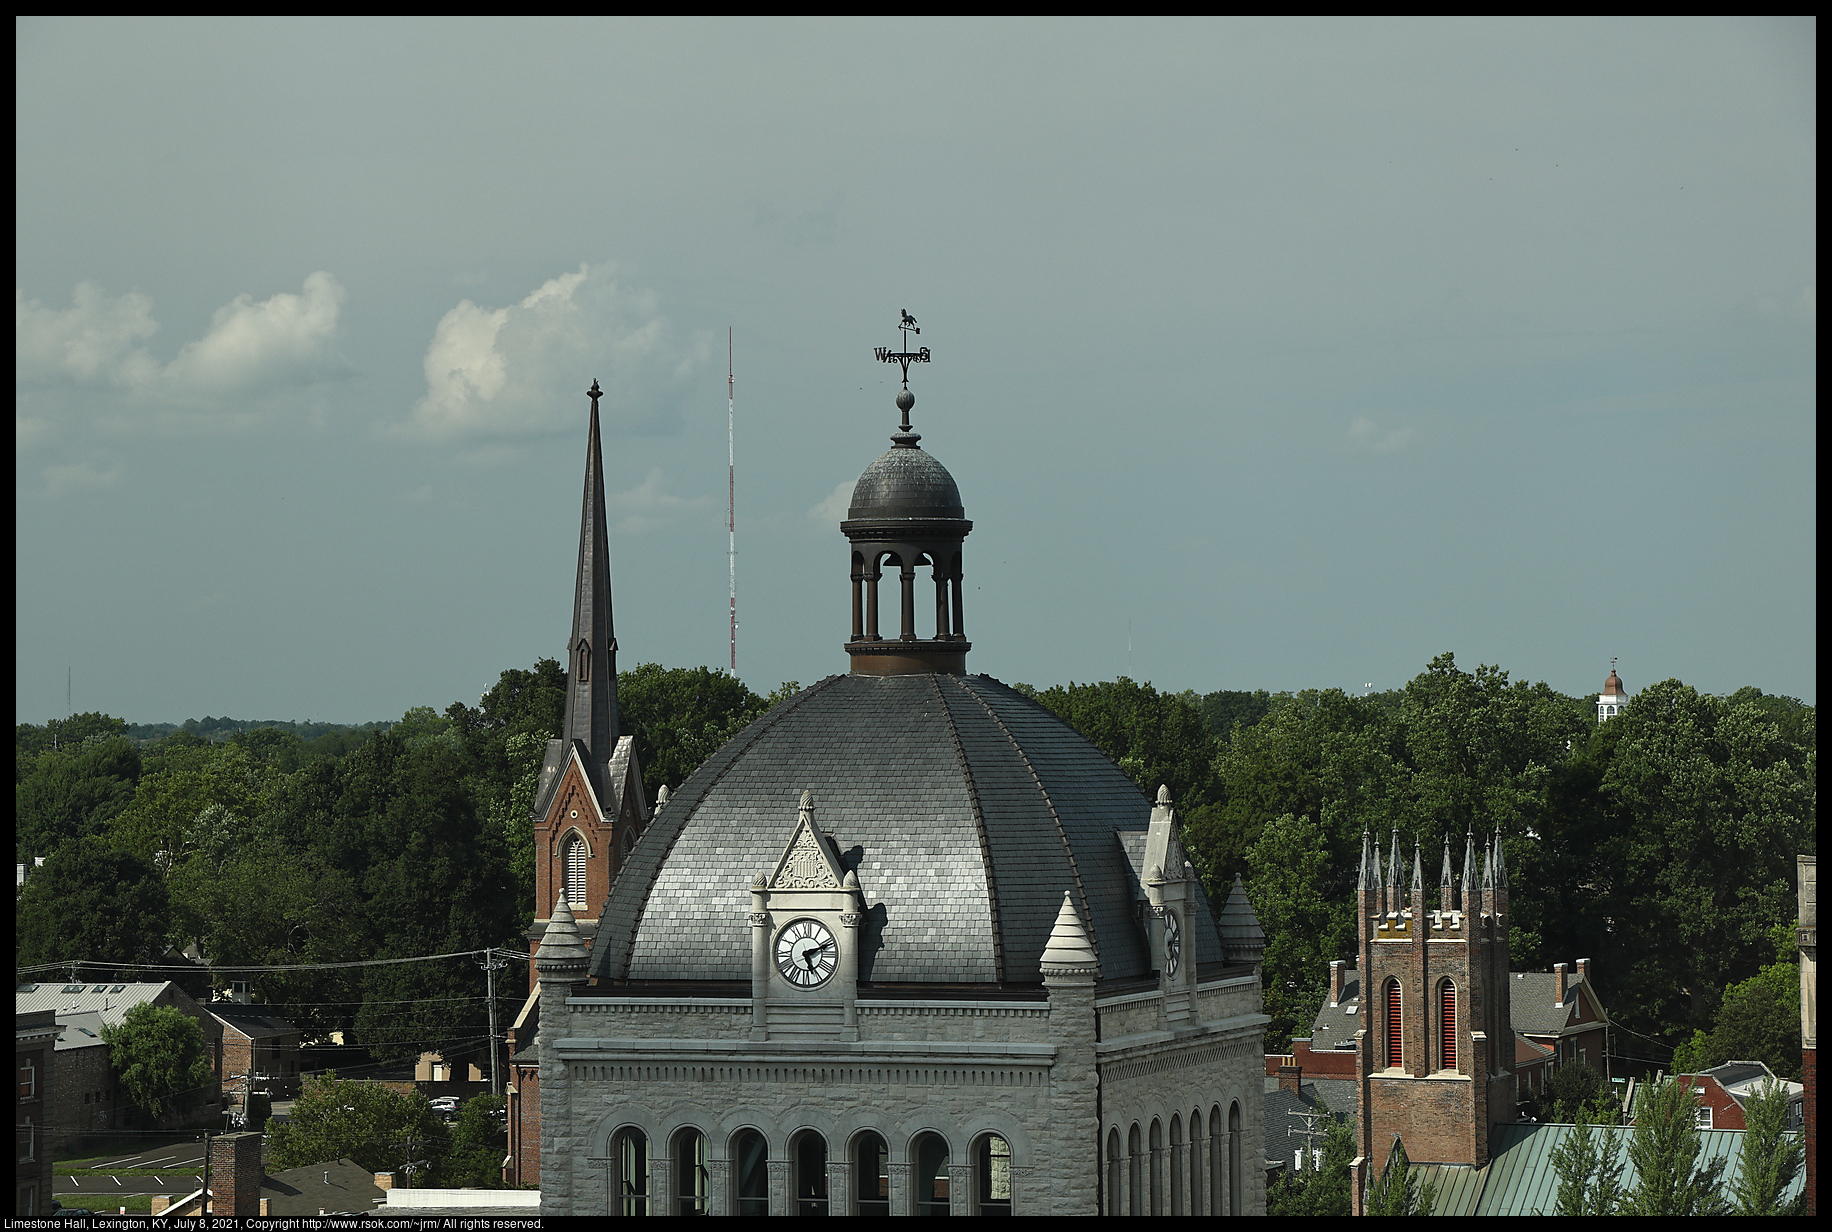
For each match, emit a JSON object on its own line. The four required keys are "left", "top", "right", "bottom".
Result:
{"left": 1408, "top": 1121, "right": 1805, "bottom": 1215}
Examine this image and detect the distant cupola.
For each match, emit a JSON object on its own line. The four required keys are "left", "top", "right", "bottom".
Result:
{"left": 1597, "top": 661, "right": 1628, "bottom": 722}
{"left": 842, "top": 322, "right": 972, "bottom": 675}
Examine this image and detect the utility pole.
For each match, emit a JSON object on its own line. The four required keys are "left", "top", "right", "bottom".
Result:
{"left": 479, "top": 949, "right": 508, "bottom": 1096}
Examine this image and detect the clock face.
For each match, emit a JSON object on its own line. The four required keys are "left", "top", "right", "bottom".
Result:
{"left": 1164, "top": 910, "right": 1182, "bottom": 979}
{"left": 774, "top": 918, "right": 838, "bottom": 988}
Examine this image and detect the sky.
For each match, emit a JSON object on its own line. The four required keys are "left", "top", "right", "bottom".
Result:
{"left": 15, "top": 17, "right": 1817, "bottom": 727}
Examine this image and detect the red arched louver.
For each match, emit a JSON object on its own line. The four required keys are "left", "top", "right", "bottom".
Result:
{"left": 1440, "top": 980, "right": 1457, "bottom": 1071}
{"left": 1386, "top": 979, "right": 1402, "bottom": 1068}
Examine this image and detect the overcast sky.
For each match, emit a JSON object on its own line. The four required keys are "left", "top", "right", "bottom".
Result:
{"left": 16, "top": 17, "right": 1816, "bottom": 727}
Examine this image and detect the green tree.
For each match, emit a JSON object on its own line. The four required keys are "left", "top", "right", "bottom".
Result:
{"left": 108, "top": 741, "right": 266, "bottom": 869}
{"left": 435, "top": 1095, "right": 508, "bottom": 1188}
{"left": 617, "top": 663, "right": 776, "bottom": 795}
{"left": 16, "top": 712, "right": 131, "bottom": 783}
{"left": 267, "top": 1072, "right": 448, "bottom": 1179}
{"left": 1245, "top": 813, "right": 1353, "bottom": 1051}
{"left": 1671, "top": 922, "right": 1803, "bottom": 1080}
{"left": 1548, "top": 1106, "right": 1626, "bottom": 1215}
{"left": 102, "top": 1002, "right": 215, "bottom": 1123}
{"left": 1624, "top": 1076, "right": 1730, "bottom": 1216}
{"left": 1195, "top": 689, "right": 1278, "bottom": 740}
{"left": 1532, "top": 1061, "right": 1619, "bottom": 1126}
{"left": 15, "top": 836, "right": 170, "bottom": 978}
{"left": 1365, "top": 1135, "right": 1436, "bottom": 1216}
{"left": 1266, "top": 1115, "right": 1354, "bottom": 1216}
{"left": 1730, "top": 1079, "right": 1806, "bottom": 1215}
{"left": 1026, "top": 678, "right": 1220, "bottom": 810}
{"left": 15, "top": 736, "right": 142, "bottom": 860}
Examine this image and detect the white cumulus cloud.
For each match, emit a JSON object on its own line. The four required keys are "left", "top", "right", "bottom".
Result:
{"left": 1345, "top": 416, "right": 1415, "bottom": 453}
{"left": 809, "top": 479, "right": 855, "bottom": 524}
{"left": 609, "top": 467, "right": 712, "bottom": 536}
{"left": 15, "top": 274, "right": 346, "bottom": 402}
{"left": 407, "top": 262, "right": 708, "bottom": 439}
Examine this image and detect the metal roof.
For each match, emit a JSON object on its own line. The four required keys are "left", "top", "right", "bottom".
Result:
{"left": 1409, "top": 1121, "right": 1807, "bottom": 1215}
{"left": 591, "top": 672, "right": 1222, "bottom": 985}
{"left": 16, "top": 981, "right": 175, "bottom": 1027}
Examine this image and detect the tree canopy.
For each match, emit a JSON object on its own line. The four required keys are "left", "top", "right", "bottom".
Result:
{"left": 102, "top": 1002, "right": 215, "bottom": 1122}
{"left": 266, "top": 1071, "right": 447, "bottom": 1180}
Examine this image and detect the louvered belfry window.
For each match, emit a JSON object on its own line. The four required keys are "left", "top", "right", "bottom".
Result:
{"left": 1440, "top": 980, "right": 1457, "bottom": 1071}
{"left": 1386, "top": 980, "right": 1403, "bottom": 1068}
{"left": 564, "top": 834, "right": 587, "bottom": 904}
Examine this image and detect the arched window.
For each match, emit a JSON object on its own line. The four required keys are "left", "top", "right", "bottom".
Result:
{"left": 1128, "top": 1123, "right": 1143, "bottom": 1215}
{"left": 576, "top": 640, "right": 591, "bottom": 683}
{"left": 974, "top": 1133, "right": 1011, "bottom": 1215}
{"left": 1208, "top": 1106, "right": 1223, "bottom": 1216}
{"left": 855, "top": 1132, "right": 889, "bottom": 1216}
{"left": 672, "top": 1127, "right": 707, "bottom": 1216}
{"left": 1188, "top": 1108, "right": 1205, "bottom": 1215}
{"left": 913, "top": 1132, "right": 951, "bottom": 1216}
{"left": 1227, "top": 1102, "right": 1242, "bottom": 1217}
{"left": 793, "top": 1131, "right": 828, "bottom": 1215}
{"left": 734, "top": 1130, "right": 768, "bottom": 1217}
{"left": 1386, "top": 978, "right": 1403, "bottom": 1069}
{"left": 1149, "top": 1118, "right": 1164, "bottom": 1215}
{"left": 1169, "top": 1114, "right": 1185, "bottom": 1215}
{"left": 1439, "top": 979, "right": 1458, "bottom": 1072}
{"left": 564, "top": 833, "right": 587, "bottom": 906}
{"left": 1106, "top": 1128, "right": 1123, "bottom": 1216}
{"left": 613, "top": 1127, "right": 647, "bottom": 1216}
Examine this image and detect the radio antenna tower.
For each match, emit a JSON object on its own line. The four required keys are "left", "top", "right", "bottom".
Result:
{"left": 728, "top": 328, "right": 737, "bottom": 673}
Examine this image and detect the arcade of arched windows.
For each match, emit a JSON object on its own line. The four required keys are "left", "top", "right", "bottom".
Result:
{"left": 849, "top": 547, "right": 966, "bottom": 643}
{"left": 1102, "top": 1101, "right": 1246, "bottom": 1216}
{"left": 598, "top": 1115, "right": 1018, "bottom": 1216}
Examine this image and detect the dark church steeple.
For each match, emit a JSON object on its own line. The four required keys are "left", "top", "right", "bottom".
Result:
{"left": 564, "top": 379, "right": 620, "bottom": 788}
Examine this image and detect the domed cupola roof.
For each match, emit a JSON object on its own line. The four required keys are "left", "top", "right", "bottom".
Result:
{"left": 589, "top": 673, "right": 1226, "bottom": 987}
{"left": 847, "top": 434, "right": 965, "bottom": 521}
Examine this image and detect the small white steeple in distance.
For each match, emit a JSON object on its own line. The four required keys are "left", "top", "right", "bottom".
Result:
{"left": 1597, "top": 659, "right": 1628, "bottom": 723}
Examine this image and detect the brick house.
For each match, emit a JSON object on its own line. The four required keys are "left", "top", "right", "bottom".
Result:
{"left": 16, "top": 1009, "right": 58, "bottom": 1216}
{"left": 1672, "top": 1060, "right": 1805, "bottom": 1131}
{"left": 206, "top": 1004, "right": 304, "bottom": 1105}
{"left": 14, "top": 981, "right": 222, "bottom": 1150}
{"left": 1509, "top": 959, "right": 1610, "bottom": 1076}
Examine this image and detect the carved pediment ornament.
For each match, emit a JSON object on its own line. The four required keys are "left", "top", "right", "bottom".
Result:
{"left": 772, "top": 824, "right": 841, "bottom": 890}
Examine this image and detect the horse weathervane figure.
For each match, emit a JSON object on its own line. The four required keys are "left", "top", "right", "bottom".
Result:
{"left": 874, "top": 309, "right": 932, "bottom": 433}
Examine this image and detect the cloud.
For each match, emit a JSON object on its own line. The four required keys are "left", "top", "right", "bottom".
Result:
{"left": 43, "top": 459, "right": 122, "bottom": 496}
{"left": 1345, "top": 416, "right": 1415, "bottom": 453}
{"left": 609, "top": 467, "right": 712, "bottom": 536}
{"left": 16, "top": 283, "right": 160, "bottom": 388}
{"left": 15, "top": 274, "right": 346, "bottom": 402}
{"left": 17, "top": 416, "right": 54, "bottom": 450}
{"left": 406, "top": 262, "right": 709, "bottom": 440}
{"left": 808, "top": 479, "right": 855, "bottom": 524}
{"left": 160, "top": 271, "right": 345, "bottom": 397}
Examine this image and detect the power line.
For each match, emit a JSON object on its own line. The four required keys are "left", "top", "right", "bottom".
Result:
{"left": 17, "top": 947, "right": 527, "bottom": 977}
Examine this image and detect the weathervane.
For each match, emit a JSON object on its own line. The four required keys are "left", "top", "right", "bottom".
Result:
{"left": 874, "top": 309, "right": 932, "bottom": 433}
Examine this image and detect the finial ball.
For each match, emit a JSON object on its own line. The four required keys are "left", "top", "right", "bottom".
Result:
{"left": 896, "top": 389, "right": 915, "bottom": 412}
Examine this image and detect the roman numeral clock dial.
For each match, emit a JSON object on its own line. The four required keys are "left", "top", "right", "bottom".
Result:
{"left": 774, "top": 918, "right": 838, "bottom": 988}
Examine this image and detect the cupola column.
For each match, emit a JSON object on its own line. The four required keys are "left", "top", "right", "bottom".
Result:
{"left": 851, "top": 562, "right": 865, "bottom": 641}
{"left": 933, "top": 566, "right": 949, "bottom": 638}
{"left": 899, "top": 562, "right": 917, "bottom": 640}
{"left": 864, "top": 556, "right": 882, "bottom": 640}
{"left": 950, "top": 558, "right": 965, "bottom": 641}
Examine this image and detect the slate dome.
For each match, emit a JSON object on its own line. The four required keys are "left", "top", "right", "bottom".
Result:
{"left": 590, "top": 672, "right": 1223, "bottom": 986}
{"left": 846, "top": 437, "right": 965, "bottom": 521}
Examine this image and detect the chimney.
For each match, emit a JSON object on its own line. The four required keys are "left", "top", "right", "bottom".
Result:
{"left": 1329, "top": 960, "right": 1346, "bottom": 1007}
{"left": 1277, "top": 1064, "right": 1303, "bottom": 1094}
{"left": 207, "top": 1131, "right": 263, "bottom": 1217}
{"left": 1575, "top": 957, "right": 1590, "bottom": 984}
{"left": 375, "top": 1172, "right": 394, "bottom": 1191}
{"left": 1554, "top": 963, "right": 1568, "bottom": 1005}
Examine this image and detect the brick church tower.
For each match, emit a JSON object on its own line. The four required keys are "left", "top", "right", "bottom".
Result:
{"left": 524, "top": 380, "right": 648, "bottom": 988}
{"left": 1354, "top": 826, "right": 1514, "bottom": 1172}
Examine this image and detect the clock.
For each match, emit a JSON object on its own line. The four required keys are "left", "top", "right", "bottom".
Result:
{"left": 774, "top": 918, "right": 838, "bottom": 988}
{"left": 1163, "top": 910, "right": 1182, "bottom": 979}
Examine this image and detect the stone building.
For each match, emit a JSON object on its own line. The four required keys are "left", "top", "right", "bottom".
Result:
{"left": 16, "top": 1009, "right": 57, "bottom": 1216}
{"left": 524, "top": 375, "right": 1269, "bottom": 1216}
